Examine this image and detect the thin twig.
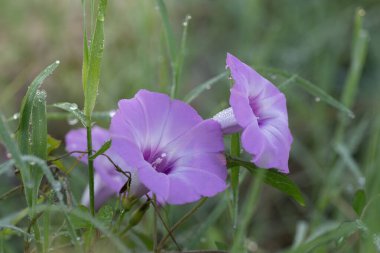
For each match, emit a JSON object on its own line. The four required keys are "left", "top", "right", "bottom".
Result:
{"left": 150, "top": 197, "right": 181, "bottom": 251}
{"left": 157, "top": 198, "right": 208, "bottom": 251}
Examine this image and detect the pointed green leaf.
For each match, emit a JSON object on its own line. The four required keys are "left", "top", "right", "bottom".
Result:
{"left": 17, "top": 61, "right": 60, "bottom": 154}
{"left": 353, "top": 189, "right": 366, "bottom": 216}
{"left": 47, "top": 135, "right": 61, "bottom": 155}
{"left": 89, "top": 139, "right": 111, "bottom": 160}
{"left": 84, "top": 0, "right": 108, "bottom": 118}
{"left": 0, "top": 114, "right": 32, "bottom": 206}
{"left": 52, "top": 102, "right": 87, "bottom": 127}
{"left": 227, "top": 156, "right": 305, "bottom": 206}
{"left": 30, "top": 90, "right": 48, "bottom": 203}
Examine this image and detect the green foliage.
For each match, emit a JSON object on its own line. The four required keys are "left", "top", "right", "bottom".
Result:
{"left": 0, "top": 1, "right": 380, "bottom": 252}
{"left": 227, "top": 156, "right": 305, "bottom": 206}
{"left": 352, "top": 189, "right": 366, "bottom": 216}
{"left": 83, "top": 0, "right": 108, "bottom": 118}
{"left": 17, "top": 61, "right": 59, "bottom": 154}
{"left": 89, "top": 140, "right": 111, "bottom": 160}
{"left": 52, "top": 102, "right": 87, "bottom": 127}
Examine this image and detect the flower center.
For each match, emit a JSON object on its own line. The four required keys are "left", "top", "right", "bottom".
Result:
{"left": 144, "top": 151, "right": 172, "bottom": 174}
{"left": 248, "top": 96, "right": 262, "bottom": 124}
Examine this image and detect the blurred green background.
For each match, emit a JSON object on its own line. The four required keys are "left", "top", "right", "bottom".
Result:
{"left": 1, "top": 0, "right": 380, "bottom": 252}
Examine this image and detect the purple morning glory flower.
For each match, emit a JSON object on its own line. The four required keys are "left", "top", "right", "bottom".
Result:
{"left": 66, "top": 90, "right": 227, "bottom": 206}
{"left": 213, "top": 53, "right": 293, "bottom": 173}
{"left": 110, "top": 89, "right": 227, "bottom": 205}
{"left": 66, "top": 127, "right": 147, "bottom": 208}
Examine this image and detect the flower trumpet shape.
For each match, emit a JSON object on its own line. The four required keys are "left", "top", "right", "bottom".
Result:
{"left": 213, "top": 53, "right": 293, "bottom": 173}
{"left": 110, "top": 90, "right": 227, "bottom": 204}
{"left": 66, "top": 89, "right": 227, "bottom": 206}
{"left": 66, "top": 127, "right": 146, "bottom": 209}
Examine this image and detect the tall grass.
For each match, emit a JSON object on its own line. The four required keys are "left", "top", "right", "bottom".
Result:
{"left": 0, "top": 0, "right": 379, "bottom": 252}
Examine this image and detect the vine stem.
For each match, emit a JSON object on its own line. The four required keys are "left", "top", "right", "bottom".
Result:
{"left": 86, "top": 125, "right": 95, "bottom": 216}
{"left": 157, "top": 198, "right": 207, "bottom": 251}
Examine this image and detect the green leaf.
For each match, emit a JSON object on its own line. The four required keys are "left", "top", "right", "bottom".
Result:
{"left": 0, "top": 224, "right": 33, "bottom": 239}
{"left": 227, "top": 156, "right": 305, "bottom": 206}
{"left": 340, "top": 8, "right": 369, "bottom": 109}
{"left": 287, "top": 220, "right": 365, "bottom": 253}
{"left": 84, "top": 0, "right": 108, "bottom": 118}
{"left": 69, "top": 205, "right": 91, "bottom": 229}
{"left": 89, "top": 139, "right": 111, "bottom": 160}
{"left": 230, "top": 133, "right": 240, "bottom": 230}
{"left": 155, "top": 0, "right": 176, "bottom": 66}
{"left": 131, "top": 230, "right": 153, "bottom": 250}
{"left": 17, "top": 61, "right": 60, "bottom": 154}
{"left": 256, "top": 66, "right": 355, "bottom": 118}
{"left": 353, "top": 189, "right": 366, "bottom": 216}
{"left": 96, "top": 205, "right": 114, "bottom": 225}
{"left": 171, "top": 15, "right": 191, "bottom": 98}
{"left": 184, "top": 72, "right": 227, "bottom": 103}
{"left": 47, "top": 135, "right": 61, "bottom": 155}
{"left": 52, "top": 102, "right": 87, "bottom": 127}
{"left": 215, "top": 241, "right": 229, "bottom": 250}
{"left": 0, "top": 114, "right": 32, "bottom": 206}
{"left": 30, "top": 90, "right": 48, "bottom": 204}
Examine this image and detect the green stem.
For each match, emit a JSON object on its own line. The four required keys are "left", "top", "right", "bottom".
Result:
{"left": 153, "top": 195, "right": 158, "bottom": 252}
{"left": 157, "top": 198, "right": 207, "bottom": 251}
{"left": 32, "top": 223, "right": 43, "bottom": 253}
{"left": 230, "top": 134, "right": 240, "bottom": 233}
{"left": 231, "top": 171, "right": 265, "bottom": 253}
{"left": 86, "top": 125, "right": 95, "bottom": 216}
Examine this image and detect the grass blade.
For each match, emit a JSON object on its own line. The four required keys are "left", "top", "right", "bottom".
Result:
{"left": 0, "top": 114, "right": 32, "bottom": 206}
{"left": 257, "top": 66, "right": 355, "bottom": 118}
{"left": 31, "top": 91, "right": 48, "bottom": 200}
{"left": 230, "top": 134, "right": 240, "bottom": 232}
{"left": 287, "top": 220, "right": 364, "bottom": 253}
{"left": 84, "top": 0, "right": 108, "bottom": 118}
{"left": 52, "top": 102, "right": 87, "bottom": 127}
{"left": 231, "top": 169, "right": 265, "bottom": 253}
{"left": 171, "top": 15, "right": 191, "bottom": 98}
{"left": 17, "top": 61, "right": 60, "bottom": 154}
{"left": 155, "top": 0, "right": 176, "bottom": 67}
{"left": 340, "top": 8, "right": 369, "bottom": 109}
{"left": 227, "top": 156, "right": 305, "bottom": 206}
{"left": 184, "top": 72, "right": 227, "bottom": 103}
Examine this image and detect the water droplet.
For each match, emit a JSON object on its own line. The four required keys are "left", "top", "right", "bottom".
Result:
{"left": 69, "top": 104, "right": 78, "bottom": 110}
{"left": 228, "top": 76, "right": 233, "bottom": 80}
{"left": 55, "top": 60, "right": 60, "bottom": 64}
{"left": 109, "top": 110, "right": 116, "bottom": 117}
{"left": 53, "top": 182, "right": 62, "bottom": 192}
{"left": 68, "top": 117, "right": 79, "bottom": 125}
{"left": 358, "top": 177, "right": 366, "bottom": 187}
{"left": 373, "top": 234, "right": 380, "bottom": 250}
{"left": 12, "top": 113, "right": 20, "bottom": 120}
{"left": 315, "top": 97, "right": 321, "bottom": 102}
{"left": 161, "top": 153, "right": 167, "bottom": 158}
{"left": 98, "top": 12, "right": 105, "bottom": 22}
{"left": 6, "top": 153, "right": 12, "bottom": 159}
